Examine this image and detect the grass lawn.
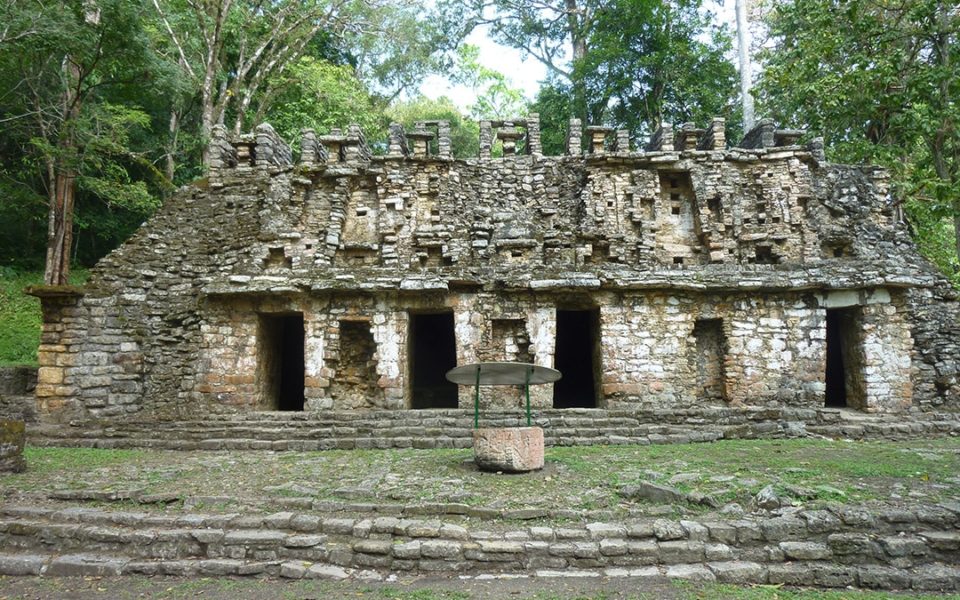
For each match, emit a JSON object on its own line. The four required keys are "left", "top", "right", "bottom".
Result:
{"left": 7, "top": 438, "right": 959, "bottom": 515}
{"left": 0, "top": 267, "right": 87, "bottom": 366}
{"left": 1, "top": 575, "right": 957, "bottom": 600}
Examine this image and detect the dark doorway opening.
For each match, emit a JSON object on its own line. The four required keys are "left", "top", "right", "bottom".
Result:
{"left": 553, "top": 309, "right": 600, "bottom": 408}
{"left": 825, "top": 307, "right": 864, "bottom": 409}
{"left": 410, "top": 312, "right": 458, "bottom": 409}
{"left": 259, "top": 314, "right": 305, "bottom": 411}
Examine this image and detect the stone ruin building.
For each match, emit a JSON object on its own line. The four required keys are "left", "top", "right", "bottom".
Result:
{"left": 26, "top": 116, "right": 960, "bottom": 424}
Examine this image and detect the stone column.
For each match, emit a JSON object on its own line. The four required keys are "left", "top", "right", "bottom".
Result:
{"left": 304, "top": 311, "right": 329, "bottom": 410}
{"left": 526, "top": 306, "right": 556, "bottom": 409}
{"left": 453, "top": 295, "right": 483, "bottom": 409}
{"left": 372, "top": 308, "right": 406, "bottom": 410}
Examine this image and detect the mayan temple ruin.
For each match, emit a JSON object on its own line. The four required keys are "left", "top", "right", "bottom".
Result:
{"left": 25, "top": 116, "right": 960, "bottom": 428}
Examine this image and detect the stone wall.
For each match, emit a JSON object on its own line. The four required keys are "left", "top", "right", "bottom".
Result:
{"left": 0, "top": 366, "right": 37, "bottom": 422}
{"left": 28, "top": 120, "right": 959, "bottom": 420}
{"left": 0, "top": 503, "right": 958, "bottom": 590}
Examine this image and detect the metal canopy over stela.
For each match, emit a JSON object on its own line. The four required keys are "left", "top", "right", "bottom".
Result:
{"left": 446, "top": 362, "right": 562, "bottom": 428}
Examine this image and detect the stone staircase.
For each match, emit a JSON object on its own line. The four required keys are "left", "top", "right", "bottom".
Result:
{"left": 0, "top": 502, "right": 958, "bottom": 590}
{"left": 25, "top": 407, "right": 960, "bottom": 450}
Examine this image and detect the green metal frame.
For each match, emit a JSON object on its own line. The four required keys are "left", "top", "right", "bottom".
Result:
{"left": 472, "top": 364, "right": 534, "bottom": 429}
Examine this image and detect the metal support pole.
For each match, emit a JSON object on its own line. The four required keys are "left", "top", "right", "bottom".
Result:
{"left": 525, "top": 366, "right": 532, "bottom": 427}
{"left": 474, "top": 365, "right": 481, "bottom": 429}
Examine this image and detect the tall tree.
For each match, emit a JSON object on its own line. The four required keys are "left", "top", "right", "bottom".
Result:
{"left": 476, "top": 0, "right": 737, "bottom": 137}
{"left": 758, "top": 0, "right": 959, "bottom": 274}
{"left": 151, "top": 0, "right": 462, "bottom": 165}
{"left": 474, "top": 0, "right": 598, "bottom": 123}
{"left": 0, "top": 0, "right": 160, "bottom": 283}
{"left": 580, "top": 0, "right": 737, "bottom": 137}
{"left": 453, "top": 44, "right": 529, "bottom": 120}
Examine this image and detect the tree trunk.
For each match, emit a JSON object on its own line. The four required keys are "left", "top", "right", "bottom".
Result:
{"left": 44, "top": 164, "right": 76, "bottom": 286}
{"left": 165, "top": 109, "right": 179, "bottom": 184}
{"left": 564, "top": 0, "right": 589, "bottom": 127}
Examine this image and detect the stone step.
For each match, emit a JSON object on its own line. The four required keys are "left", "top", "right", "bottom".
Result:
{"left": 0, "top": 505, "right": 958, "bottom": 589}
{"left": 24, "top": 408, "right": 960, "bottom": 451}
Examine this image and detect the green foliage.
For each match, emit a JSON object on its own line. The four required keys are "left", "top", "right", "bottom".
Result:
{"left": 0, "top": 0, "right": 171, "bottom": 271}
{"left": 260, "top": 57, "right": 385, "bottom": 148}
{"left": 0, "top": 268, "right": 87, "bottom": 366}
{"left": 478, "top": 0, "right": 737, "bottom": 140}
{"left": 529, "top": 81, "right": 574, "bottom": 156}
{"left": 386, "top": 96, "right": 480, "bottom": 158}
{"left": 580, "top": 0, "right": 739, "bottom": 139}
{"left": 757, "top": 0, "right": 960, "bottom": 278}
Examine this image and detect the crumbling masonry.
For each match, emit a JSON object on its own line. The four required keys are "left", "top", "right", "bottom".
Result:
{"left": 29, "top": 117, "right": 960, "bottom": 421}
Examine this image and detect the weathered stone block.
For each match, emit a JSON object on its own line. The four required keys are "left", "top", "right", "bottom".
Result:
{"left": 473, "top": 427, "right": 544, "bottom": 472}
{"left": 0, "top": 420, "right": 26, "bottom": 473}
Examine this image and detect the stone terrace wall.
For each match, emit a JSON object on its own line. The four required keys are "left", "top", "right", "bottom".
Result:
{"left": 0, "top": 503, "right": 958, "bottom": 590}
{"left": 29, "top": 120, "right": 960, "bottom": 420}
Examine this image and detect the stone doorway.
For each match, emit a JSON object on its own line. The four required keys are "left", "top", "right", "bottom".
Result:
{"left": 258, "top": 314, "right": 305, "bottom": 411}
{"left": 825, "top": 307, "right": 866, "bottom": 409}
{"left": 553, "top": 309, "right": 600, "bottom": 408}
{"left": 409, "top": 312, "right": 458, "bottom": 409}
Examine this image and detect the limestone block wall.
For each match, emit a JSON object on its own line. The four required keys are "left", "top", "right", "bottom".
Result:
{"left": 27, "top": 119, "right": 960, "bottom": 420}
{"left": 724, "top": 296, "right": 824, "bottom": 407}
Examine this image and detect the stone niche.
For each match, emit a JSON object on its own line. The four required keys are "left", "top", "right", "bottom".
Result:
{"left": 690, "top": 318, "right": 728, "bottom": 403}
{"left": 656, "top": 171, "right": 707, "bottom": 266}
{"left": 327, "top": 319, "right": 384, "bottom": 410}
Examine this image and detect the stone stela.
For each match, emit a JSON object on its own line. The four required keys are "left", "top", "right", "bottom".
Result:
{"left": 447, "top": 362, "right": 561, "bottom": 473}
{"left": 25, "top": 116, "right": 959, "bottom": 422}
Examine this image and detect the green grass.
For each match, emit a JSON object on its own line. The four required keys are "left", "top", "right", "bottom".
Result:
{"left": 0, "top": 267, "right": 87, "bottom": 366}
{"left": 8, "top": 438, "right": 959, "bottom": 515}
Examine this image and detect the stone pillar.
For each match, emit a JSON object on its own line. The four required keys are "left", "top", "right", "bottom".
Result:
{"left": 372, "top": 309, "right": 406, "bottom": 410}
{"left": 497, "top": 125, "right": 523, "bottom": 155}
{"left": 697, "top": 118, "right": 726, "bottom": 150}
{"left": 345, "top": 124, "right": 372, "bottom": 163}
{"left": 479, "top": 121, "right": 493, "bottom": 159}
{"left": 525, "top": 113, "right": 542, "bottom": 156}
{"left": 566, "top": 119, "right": 582, "bottom": 156}
{"left": 304, "top": 311, "right": 329, "bottom": 410}
{"left": 255, "top": 123, "right": 292, "bottom": 167}
{"left": 436, "top": 120, "right": 452, "bottom": 160}
{"left": 387, "top": 123, "right": 410, "bottom": 158}
{"left": 859, "top": 297, "right": 913, "bottom": 413}
{"left": 526, "top": 306, "right": 556, "bottom": 409}
{"left": 0, "top": 420, "right": 25, "bottom": 473}
{"left": 646, "top": 123, "right": 674, "bottom": 152}
{"left": 586, "top": 126, "right": 613, "bottom": 154}
{"left": 208, "top": 124, "right": 238, "bottom": 171}
{"left": 299, "top": 128, "right": 328, "bottom": 167}
{"left": 675, "top": 123, "right": 703, "bottom": 151}
{"left": 614, "top": 129, "right": 630, "bottom": 152}
{"left": 453, "top": 296, "right": 483, "bottom": 409}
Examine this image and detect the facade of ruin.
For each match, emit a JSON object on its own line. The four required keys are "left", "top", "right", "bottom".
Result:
{"left": 28, "top": 116, "right": 960, "bottom": 421}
